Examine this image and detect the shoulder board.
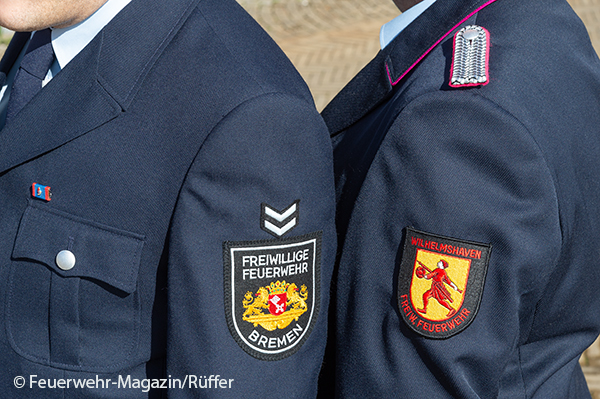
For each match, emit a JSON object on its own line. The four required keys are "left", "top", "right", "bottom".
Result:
{"left": 450, "top": 25, "right": 490, "bottom": 88}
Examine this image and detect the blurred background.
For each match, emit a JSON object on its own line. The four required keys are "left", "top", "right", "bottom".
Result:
{"left": 239, "top": 0, "right": 600, "bottom": 110}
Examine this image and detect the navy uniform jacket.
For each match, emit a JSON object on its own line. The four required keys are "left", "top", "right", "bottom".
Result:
{"left": 320, "top": 0, "right": 600, "bottom": 397}
{"left": 0, "top": 0, "right": 336, "bottom": 397}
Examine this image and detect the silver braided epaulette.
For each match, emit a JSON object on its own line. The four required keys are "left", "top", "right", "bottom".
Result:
{"left": 450, "top": 25, "right": 490, "bottom": 88}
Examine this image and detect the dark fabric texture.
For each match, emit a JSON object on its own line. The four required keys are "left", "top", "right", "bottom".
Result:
{"left": 320, "top": 0, "right": 600, "bottom": 397}
{"left": 0, "top": 0, "right": 336, "bottom": 397}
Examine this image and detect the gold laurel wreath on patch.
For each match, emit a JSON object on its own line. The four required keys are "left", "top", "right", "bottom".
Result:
{"left": 242, "top": 280, "right": 308, "bottom": 331}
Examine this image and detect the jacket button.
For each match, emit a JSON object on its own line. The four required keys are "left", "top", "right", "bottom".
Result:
{"left": 56, "top": 250, "right": 76, "bottom": 271}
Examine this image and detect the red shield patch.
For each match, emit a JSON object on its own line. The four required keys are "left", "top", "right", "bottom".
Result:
{"left": 269, "top": 293, "right": 288, "bottom": 316}
{"left": 398, "top": 228, "right": 491, "bottom": 339}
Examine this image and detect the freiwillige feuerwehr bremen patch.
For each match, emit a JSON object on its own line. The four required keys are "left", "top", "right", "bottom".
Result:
{"left": 398, "top": 228, "right": 491, "bottom": 339}
{"left": 224, "top": 232, "right": 321, "bottom": 360}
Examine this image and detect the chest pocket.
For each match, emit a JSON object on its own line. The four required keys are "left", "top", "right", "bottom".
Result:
{"left": 7, "top": 203, "right": 145, "bottom": 372}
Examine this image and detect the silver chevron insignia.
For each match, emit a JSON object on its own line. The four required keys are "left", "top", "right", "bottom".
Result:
{"left": 261, "top": 200, "right": 300, "bottom": 237}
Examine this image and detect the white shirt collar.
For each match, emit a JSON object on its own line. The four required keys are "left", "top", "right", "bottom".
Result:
{"left": 380, "top": 0, "right": 437, "bottom": 49}
{"left": 51, "top": 0, "right": 132, "bottom": 70}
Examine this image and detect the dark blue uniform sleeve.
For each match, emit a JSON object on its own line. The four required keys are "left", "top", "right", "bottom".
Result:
{"left": 166, "top": 93, "right": 336, "bottom": 398}
{"left": 332, "top": 89, "right": 594, "bottom": 398}
{"left": 392, "top": 91, "right": 562, "bottom": 395}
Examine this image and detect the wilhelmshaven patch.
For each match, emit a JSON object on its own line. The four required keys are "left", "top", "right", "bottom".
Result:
{"left": 224, "top": 232, "right": 321, "bottom": 360}
{"left": 398, "top": 228, "right": 491, "bottom": 339}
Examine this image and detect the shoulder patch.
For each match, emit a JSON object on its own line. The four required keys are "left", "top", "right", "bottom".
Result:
{"left": 397, "top": 227, "right": 491, "bottom": 339}
{"left": 223, "top": 232, "right": 321, "bottom": 360}
{"left": 450, "top": 25, "right": 490, "bottom": 88}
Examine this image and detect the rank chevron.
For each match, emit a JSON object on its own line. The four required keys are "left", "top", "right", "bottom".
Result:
{"left": 261, "top": 200, "right": 300, "bottom": 238}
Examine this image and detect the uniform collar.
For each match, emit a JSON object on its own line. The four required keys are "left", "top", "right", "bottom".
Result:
{"left": 0, "top": 0, "right": 201, "bottom": 175}
{"left": 322, "top": 0, "right": 500, "bottom": 135}
{"left": 380, "top": 0, "right": 437, "bottom": 49}
{"left": 51, "top": 0, "right": 132, "bottom": 70}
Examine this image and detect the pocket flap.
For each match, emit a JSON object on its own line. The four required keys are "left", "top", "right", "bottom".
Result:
{"left": 12, "top": 204, "right": 145, "bottom": 294}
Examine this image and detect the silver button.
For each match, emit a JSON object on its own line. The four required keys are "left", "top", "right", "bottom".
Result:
{"left": 463, "top": 29, "right": 480, "bottom": 41}
{"left": 56, "top": 250, "right": 76, "bottom": 271}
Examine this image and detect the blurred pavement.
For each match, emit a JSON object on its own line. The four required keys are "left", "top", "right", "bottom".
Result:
{"left": 240, "top": 0, "right": 600, "bottom": 110}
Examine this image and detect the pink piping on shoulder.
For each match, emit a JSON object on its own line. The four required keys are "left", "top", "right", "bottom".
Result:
{"left": 386, "top": 0, "right": 499, "bottom": 87}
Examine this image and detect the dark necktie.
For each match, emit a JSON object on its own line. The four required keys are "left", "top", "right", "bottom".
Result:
{"left": 5, "top": 29, "right": 55, "bottom": 124}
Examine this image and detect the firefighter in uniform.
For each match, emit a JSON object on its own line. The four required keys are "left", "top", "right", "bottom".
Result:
{"left": 320, "top": 0, "right": 600, "bottom": 397}
{"left": 0, "top": 0, "right": 336, "bottom": 397}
